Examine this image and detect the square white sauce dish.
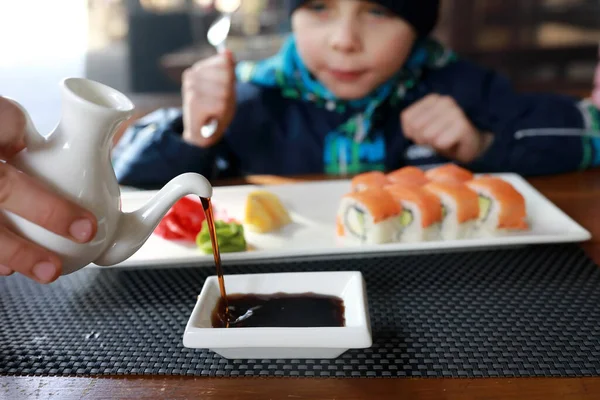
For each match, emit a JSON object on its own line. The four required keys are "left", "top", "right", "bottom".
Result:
{"left": 182, "top": 271, "right": 372, "bottom": 359}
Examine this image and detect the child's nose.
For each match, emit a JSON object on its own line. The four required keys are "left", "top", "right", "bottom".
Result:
{"left": 329, "top": 22, "right": 361, "bottom": 53}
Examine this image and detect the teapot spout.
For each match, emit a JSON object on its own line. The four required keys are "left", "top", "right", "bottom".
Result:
{"left": 94, "top": 173, "right": 213, "bottom": 267}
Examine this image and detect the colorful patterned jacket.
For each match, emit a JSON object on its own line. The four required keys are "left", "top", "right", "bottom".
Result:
{"left": 112, "top": 59, "right": 600, "bottom": 189}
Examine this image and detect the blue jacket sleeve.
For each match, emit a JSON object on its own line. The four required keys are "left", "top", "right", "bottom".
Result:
{"left": 425, "top": 60, "right": 600, "bottom": 176}
{"left": 112, "top": 82, "right": 267, "bottom": 189}
{"left": 112, "top": 108, "right": 218, "bottom": 189}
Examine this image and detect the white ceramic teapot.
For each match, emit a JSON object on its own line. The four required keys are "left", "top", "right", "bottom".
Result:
{"left": 1, "top": 78, "right": 213, "bottom": 275}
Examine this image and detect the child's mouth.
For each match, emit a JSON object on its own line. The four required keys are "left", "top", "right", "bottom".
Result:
{"left": 327, "top": 68, "right": 366, "bottom": 82}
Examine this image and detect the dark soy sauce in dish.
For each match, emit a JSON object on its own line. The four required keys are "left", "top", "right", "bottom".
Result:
{"left": 211, "top": 292, "right": 346, "bottom": 328}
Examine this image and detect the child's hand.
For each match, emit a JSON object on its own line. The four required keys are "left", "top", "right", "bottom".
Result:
{"left": 401, "top": 94, "right": 492, "bottom": 163}
{"left": 182, "top": 50, "right": 237, "bottom": 148}
{"left": 0, "top": 98, "right": 97, "bottom": 283}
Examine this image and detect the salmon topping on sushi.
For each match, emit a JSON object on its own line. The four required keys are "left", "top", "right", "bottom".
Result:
{"left": 337, "top": 188, "right": 403, "bottom": 244}
{"left": 342, "top": 188, "right": 401, "bottom": 223}
{"left": 466, "top": 176, "right": 528, "bottom": 230}
{"left": 385, "top": 184, "right": 443, "bottom": 228}
{"left": 425, "top": 164, "right": 474, "bottom": 184}
{"left": 423, "top": 181, "right": 479, "bottom": 224}
{"left": 351, "top": 171, "right": 389, "bottom": 192}
{"left": 387, "top": 166, "right": 430, "bottom": 186}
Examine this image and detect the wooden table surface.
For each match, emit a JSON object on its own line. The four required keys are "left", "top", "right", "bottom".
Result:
{"left": 3, "top": 168, "right": 600, "bottom": 400}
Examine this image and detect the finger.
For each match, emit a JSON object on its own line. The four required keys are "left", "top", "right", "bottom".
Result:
{"left": 407, "top": 96, "right": 456, "bottom": 135}
{"left": 0, "top": 98, "right": 26, "bottom": 159}
{"left": 454, "top": 134, "right": 482, "bottom": 163}
{"left": 185, "top": 91, "right": 229, "bottom": 123}
{"left": 0, "top": 225, "right": 62, "bottom": 283}
{"left": 183, "top": 94, "right": 228, "bottom": 145}
{"left": 221, "top": 49, "right": 237, "bottom": 80}
{"left": 190, "top": 81, "right": 232, "bottom": 101}
{"left": 1, "top": 139, "right": 26, "bottom": 160}
{"left": 401, "top": 94, "right": 441, "bottom": 128}
{"left": 184, "top": 68, "right": 233, "bottom": 91}
{"left": 222, "top": 49, "right": 236, "bottom": 65}
{"left": 214, "top": 49, "right": 237, "bottom": 79}
{"left": 183, "top": 53, "right": 235, "bottom": 91}
{"left": 406, "top": 106, "right": 456, "bottom": 146}
{"left": 420, "top": 111, "right": 461, "bottom": 145}
{"left": 402, "top": 94, "right": 440, "bottom": 120}
{"left": 0, "top": 264, "right": 14, "bottom": 276}
{"left": 192, "top": 54, "right": 229, "bottom": 70}
{"left": 432, "top": 121, "right": 464, "bottom": 151}
{"left": 433, "top": 110, "right": 481, "bottom": 162}
{"left": 191, "top": 53, "right": 235, "bottom": 80}
{"left": 0, "top": 163, "right": 97, "bottom": 244}
{"left": 434, "top": 119, "right": 480, "bottom": 162}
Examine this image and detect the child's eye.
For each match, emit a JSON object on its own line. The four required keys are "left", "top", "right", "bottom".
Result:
{"left": 304, "top": 0, "right": 328, "bottom": 12}
{"left": 367, "top": 6, "right": 393, "bottom": 17}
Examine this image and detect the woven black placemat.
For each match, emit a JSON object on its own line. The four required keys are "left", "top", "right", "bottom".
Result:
{"left": 1, "top": 244, "right": 600, "bottom": 378}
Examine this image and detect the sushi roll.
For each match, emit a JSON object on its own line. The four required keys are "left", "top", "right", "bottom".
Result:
{"left": 423, "top": 181, "right": 480, "bottom": 240}
{"left": 387, "top": 166, "right": 430, "bottom": 187}
{"left": 384, "top": 184, "right": 443, "bottom": 242}
{"left": 337, "top": 188, "right": 403, "bottom": 245}
{"left": 351, "top": 171, "right": 389, "bottom": 192}
{"left": 425, "top": 164, "right": 474, "bottom": 184}
{"left": 384, "top": 174, "right": 429, "bottom": 189}
{"left": 466, "top": 176, "right": 528, "bottom": 234}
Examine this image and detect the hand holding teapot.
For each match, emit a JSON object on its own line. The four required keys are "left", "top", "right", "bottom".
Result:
{"left": 0, "top": 78, "right": 214, "bottom": 283}
{"left": 0, "top": 97, "right": 98, "bottom": 283}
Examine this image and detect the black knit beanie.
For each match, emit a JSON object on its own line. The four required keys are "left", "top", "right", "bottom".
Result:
{"left": 287, "top": 0, "right": 439, "bottom": 37}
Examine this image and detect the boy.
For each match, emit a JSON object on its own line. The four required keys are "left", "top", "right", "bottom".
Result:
{"left": 112, "top": 0, "right": 600, "bottom": 189}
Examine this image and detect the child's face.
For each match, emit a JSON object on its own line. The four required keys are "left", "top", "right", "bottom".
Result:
{"left": 292, "top": 0, "right": 417, "bottom": 100}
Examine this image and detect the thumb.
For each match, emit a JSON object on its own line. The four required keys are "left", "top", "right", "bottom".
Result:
{"left": 222, "top": 49, "right": 237, "bottom": 86}
{"left": 0, "top": 97, "right": 27, "bottom": 158}
{"left": 220, "top": 48, "right": 235, "bottom": 65}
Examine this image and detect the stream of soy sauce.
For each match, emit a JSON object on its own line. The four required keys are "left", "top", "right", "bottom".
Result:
{"left": 200, "top": 197, "right": 230, "bottom": 327}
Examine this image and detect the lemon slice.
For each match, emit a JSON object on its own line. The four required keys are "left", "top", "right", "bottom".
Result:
{"left": 244, "top": 191, "right": 292, "bottom": 233}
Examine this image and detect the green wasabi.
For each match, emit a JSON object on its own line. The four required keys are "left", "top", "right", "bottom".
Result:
{"left": 196, "top": 220, "right": 247, "bottom": 254}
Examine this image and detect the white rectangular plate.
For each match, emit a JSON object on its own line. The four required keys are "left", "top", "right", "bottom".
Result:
{"left": 94, "top": 173, "right": 591, "bottom": 269}
{"left": 182, "top": 271, "right": 372, "bottom": 359}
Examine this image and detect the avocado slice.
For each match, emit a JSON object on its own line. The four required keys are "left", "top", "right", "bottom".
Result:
{"left": 345, "top": 206, "right": 366, "bottom": 240}
{"left": 478, "top": 195, "right": 492, "bottom": 221}
{"left": 399, "top": 210, "right": 413, "bottom": 227}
